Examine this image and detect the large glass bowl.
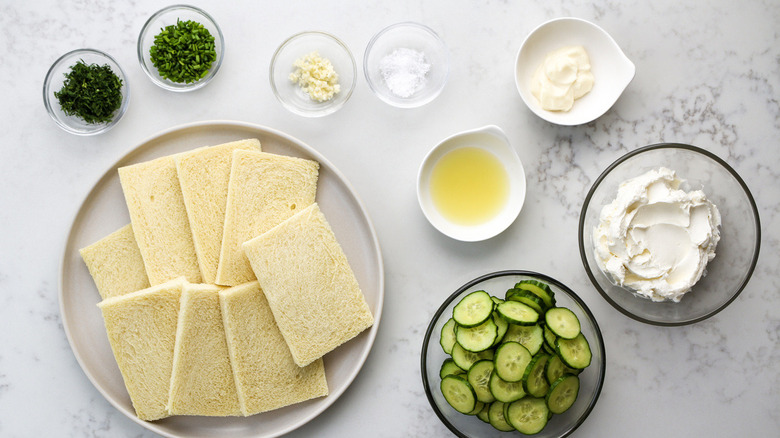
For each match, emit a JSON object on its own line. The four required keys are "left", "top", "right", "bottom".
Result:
{"left": 421, "top": 270, "right": 605, "bottom": 438}
{"left": 579, "top": 143, "right": 761, "bottom": 325}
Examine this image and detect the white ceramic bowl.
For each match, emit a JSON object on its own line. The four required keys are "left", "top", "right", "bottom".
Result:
{"left": 270, "top": 31, "right": 357, "bottom": 117}
{"left": 515, "top": 17, "right": 635, "bottom": 126}
{"left": 363, "top": 22, "right": 449, "bottom": 108}
{"left": 417, "top": 125, "right": 526, "bottom": 242}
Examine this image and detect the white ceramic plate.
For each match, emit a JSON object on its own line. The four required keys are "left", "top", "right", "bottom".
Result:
{"left": 59, "top": 120, "right": 384, "bottom": 438}
{"left": 515, "top": 17, "right": 635, "bottom": 126}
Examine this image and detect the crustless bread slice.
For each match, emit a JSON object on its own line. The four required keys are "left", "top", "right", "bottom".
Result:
{"left": 119, "top": 155, "right": 201, "bottom": 285}
{"left": 167, "top": 283, "right": 242, "bottom": 416}
{"left": 215, "top": 150, "right": 319, "bottom": 286}
{"left": 79, "top": 223, "right": 150, "bottom": 299}
{"left": 220, "top": 282, "right": 328, "bottom": 416}
{"left": 242, "top": 203, "right": 373, "bottom": 367}
{"left": 175, "top": 139, "right": 262, "bottom": 284}
{"left": 97, "top": 277, "right": 185, "bottom": 421}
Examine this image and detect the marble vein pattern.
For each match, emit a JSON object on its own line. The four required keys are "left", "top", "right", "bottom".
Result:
{"left": 0, "top": 0, "right": 778, "bottom": 437}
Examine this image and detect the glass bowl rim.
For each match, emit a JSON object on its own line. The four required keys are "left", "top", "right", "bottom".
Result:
{"left": 136, "top": 3, "right": 225, "bottom": 92}
{"left": 577, "top": 142, "right": 762, "bottom": 326}
{"left": 362, "top": 21, "right": 449, "bottom": 108}
{"left": 420, "top": 269, "right": 606, "bottom": 438}
{"left": 43, "top": 47, "right": 130, "bottom": 136}
{"left": 268, "top": 30, "right": 357, "bottom": 117}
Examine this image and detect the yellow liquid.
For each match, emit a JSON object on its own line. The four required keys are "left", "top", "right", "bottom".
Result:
{"left": 430, "top": 147, "right": 510, "bottom": 225}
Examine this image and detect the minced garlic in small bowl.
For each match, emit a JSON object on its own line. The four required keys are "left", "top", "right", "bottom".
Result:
{"left": 270, "top": 31, "right": 356, "bottom": 117}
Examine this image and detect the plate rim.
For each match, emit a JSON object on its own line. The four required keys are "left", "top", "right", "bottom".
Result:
{"left": 58, "top": 119, "right": 385, "bottom": 437}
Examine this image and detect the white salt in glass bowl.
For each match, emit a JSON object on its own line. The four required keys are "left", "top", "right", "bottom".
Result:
{"left": 417, "top": 125, "right": 526, "bottom": 242}
{"left": 364, "top": 22, "right": 449, "bottom": 108}
{"left": 515, "top": 17, "right": 635, "bottom": 125}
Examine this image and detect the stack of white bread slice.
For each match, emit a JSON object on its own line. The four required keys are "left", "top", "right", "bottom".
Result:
{"left": 80, "top": 139, "right": 373, "bottom": 421}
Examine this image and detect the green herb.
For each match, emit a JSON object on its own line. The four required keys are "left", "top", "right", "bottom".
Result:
{"left": 150, "top": 19, "right": 217, "bottom": 83}
{"left": 54, "top": 60, "right": 123, "bottom": 124}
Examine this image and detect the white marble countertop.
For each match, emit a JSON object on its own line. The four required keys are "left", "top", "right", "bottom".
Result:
{"left": 1, "top": 0, "right": 778, "bottom": 436}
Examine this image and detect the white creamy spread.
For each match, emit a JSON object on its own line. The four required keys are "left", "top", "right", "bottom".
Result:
{"left": 531, "top": 45, "right": 595, "bottom": 112}
{"left": 593, "top": 167, "right": 721, "bottom": 302}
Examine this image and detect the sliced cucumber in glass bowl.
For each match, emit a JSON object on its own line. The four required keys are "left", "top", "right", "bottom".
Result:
{"left": 421, "top": 271, "right": 605, "bottom": 438}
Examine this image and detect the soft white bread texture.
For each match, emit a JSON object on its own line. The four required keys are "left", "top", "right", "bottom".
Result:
{"left": 219, "top": 282, "right": 328, "bottom": 416}
{"left": 215, "top": 150, "right": 319, "bottom": 286}
{"left": 168, "top": 283, "right": 241, "bottom": 416}
{"left": 175, "top": 139, "right": 262, "bottom": 284}
{"left": 97, "top": 277, "right": 184, "bottom": 421}
{"left": 79, "top": 224, "right": 150, "bottom": 299}
{"left": 243, "top": 203, "right": 373, "bottom": 367}
{"left": 119, "top": 155, "right": 201, "bottom": 285}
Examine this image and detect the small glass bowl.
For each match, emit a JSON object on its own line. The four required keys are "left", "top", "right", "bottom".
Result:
{"left": 579, "top": 144, "right": 761, "bottom": 325}
{"left": 421, "top": 270, "right": 606, "bottom": 438}
{"left": 270, "top": 31, "right": 356, "bottom": 117}
{"left": 43, "top": 48, "right": 129, "bottom": 135}
{"left": 364, "top": 22, "right": 449, "bottom": 108}
{"left": 138, "top": 4, "right": 224, "bottom": 92}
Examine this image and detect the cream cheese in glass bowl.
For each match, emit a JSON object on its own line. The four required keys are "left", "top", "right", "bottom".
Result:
{"left": 578, "top": 144, "right": 760, "bottom": 326}
{"left": 592, "top": 167, "right": 721, "bottom": 302}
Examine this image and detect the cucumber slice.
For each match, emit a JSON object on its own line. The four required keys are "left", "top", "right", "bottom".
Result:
{"left": 491, "top": 296, "right": 505, "bottom": 305}
{"left": 467, "top": 401, "right": 485, "bottom": 415}
{"left": 441, "top": 375, "right": 477, "bottom": 414}
{"left": 489, "top": 366, "right": 527, "bottom": 402}
{"left": 503, "top": 323, "right": 544, "bottom": 355}
{"left": 545, "top": 307, "right": 581, "bottom": 340}
{"left": 496, "top": 301, "right": 539, "bottom": 326}
{"left": 456, "top": 318, "right": 498, "bottom": 352}
{"left": 515, "top": 280, "right": 556, "bottom": 309}
{"left": 494, "top": 341, "right": 532, "bottom": 382}
{"left": 488, "top": 401, "right": 515, "bottom": 432}
{"left": 453, "top": 290, "right": 494, "bottom": 327}
{"left": 452, "top": 342, "right": 494, "bottom": 371}
{"left": 545, "top": 355, "right": 565, "bottom": 385}
{"left": 522, "top": 354, "right": 550, "bottom": 397}
{"left": 491, "top": 313, "right": 509, "bottom": 347}
{"left": 477, "top": 403, "right": 491, "bottom": 423}
{"left": 505, "top": 397, "right": 549, "bottom": 435}
{"left": 467, "top": 360, "right": 496, "bottom": 404}
{"left": 439, "top": 358, "right": 464, "bottom": 378}
{"left": 543, "top": 324, "right": 557, "bottom": 352}
{"left": 555, "top": 333, "right": 592, "bottom": 369}
{"left": 546, "top": 374, "right": 580, "bottom": 414}
{"left": 544, "top": 354, "right": 581, "bottom": 384}
{"left": 506, "top": 288, "right": 546, "bottom": 314}
{"left": 440, "top": 318, "right": 457, "bottom": 354}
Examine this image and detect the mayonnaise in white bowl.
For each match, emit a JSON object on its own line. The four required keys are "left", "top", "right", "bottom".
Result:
{"left": 515, "top": 17, "right": 635, "bottom": 125}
